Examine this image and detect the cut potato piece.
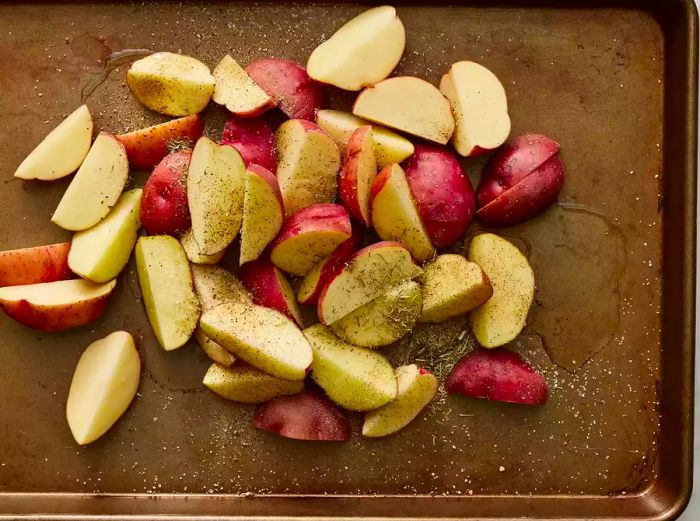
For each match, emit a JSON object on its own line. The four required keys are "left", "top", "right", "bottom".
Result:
{"left": 195, "top": 329, "right": 235, "bottom": 366}
{"left": 370, "top": 164, "right": 435, "bottom": 262}
{"left": 307, "top": 6, "right": 405, "bottom": 91}
{"left": 270, "top": 203, "right": 352, "bottom": 276}
{"left": 135, "top": 236, "right": 199, "bottom": 351}
{"left": 318, "top": 241, "right": 422, "bottom": 324}
{"left": 439, "top": 60, "right": 510, "bottom": 157}
{"left": 52, "top": 133, "right": 129, "bottom": 231}
{"left": 0, "top": 278, "right": 116, "bottom": 332}
{"left": 14, "top": 105, "right": 93, "bottom": 180}
{"left": 276, "top": 119, "right": 340, "bottom": 216}
{"left": 330, "top": 280, "right": 422, "bottom": 348}
{"left": 353, "top": 76, "right": 455, "bottom": 144}
{"left": 200, "top": 302, "right": 312, "bottom": 381}
{"left": 180, "top": 229, "right": 225, "bottom": 265}
{"left": 191, "top": 265, "right": 251, "bottom": 365}
{"left": 191, "top": 265, "right": 252, "bottom": 311}
{"left": 419, "top": 254, "right": 493, "bottom": 323}
{"left": 203, "top": 362, "right": 304, "bottom": 403}
{"left": 316, "top": 110, "right": 414, "bottom": 168}
{"left": 239, "top": 257, "right": 304, "bottom": 326}
{"left": 339, "top": 125, "right": 377, "bottom": 226}
{"left": 239, "top": 165, "right": 285, "bottom": 265}
{"left": 468, "top": 233, "right": 534, "bottom": 347}
{"left": 187, "top": 137, "right": 246, "bottom": 255}
{"left": 0, "top": 242, "right": 72, "bottom": 288}
{"left": 66, "top": 331, "right": 140, "bottom": 445}
{"left": 304, "top": 324, "right": 397, "bottom": 411}
{"left": 127, "top": 52, "right": 214, "bottom": 116}
{"left": 362, "top": 364, "right": 437, "bottom": 437}
{"left": 212, "top": 55, "right": 274, "bottom": 117}
{"left": 68, "top": 189, "right": 142, "bottom": 283}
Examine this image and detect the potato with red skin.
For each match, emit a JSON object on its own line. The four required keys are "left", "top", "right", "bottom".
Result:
{"left": 0, "top": 279, "right": 116, "bottom": 332}
{"left": 297, "top": 228, "right": 363, "bottom": 305}
{"left": 115, "top": 114, "right": 204, "bottom": 170}
{"left": 446, "top": 348, "right": 548, "bottom": 405}
{"left": 140, "top": 150, "right": 191, "bottom": 236}
{"left": 220, "top": 115, "right": 277, "bottom": 172}
{"left": 239, "top": 256, "right": 304, "bottom": 326}
{"left": 0, "top": 243, "right": 72, "bottom": 287}
{"left": 402, "top": 144, "right": 475, "bottom": 248}
{"left": 270, "top": 203, "right": 352, "bottom": 276}
{"left": 253, "top": 389, "right": 351, "bottom": 441}
{"left": 245, "top": 58, "right": 327, "bottom": 121}
{"left": 476, "top": 134, "right": 565, "bottom": 226}
{"left": 339, "top": 125, "right": 377, "bottom": 226}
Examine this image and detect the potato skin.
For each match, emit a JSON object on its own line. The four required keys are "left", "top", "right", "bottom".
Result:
{"left": 245, "top": 58, "right": 327, "bottom": 121}
{"left": 140, "top": 151, "right": 192, "bottom": 236}
{"left": 0, "top": 243, "right": 72, "bottom": 287}
{"left": 402, "top": 144, "right": 475, "bottom": 248}
{"left": 0, "top": 293, "right": 110, "bottom": 332}
{"left": 221, "top": 115, "right": 277, "bottom": 173}
{"left": 476, "top": 134, "right": 565, "bottom": 226}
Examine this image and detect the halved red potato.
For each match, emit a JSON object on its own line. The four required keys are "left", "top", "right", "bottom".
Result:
{"left": 0, "top": 243, "right": 72, "bottom": 287}
{"left": 270, "top": 203, "right": 352, "bottom": 276}
{"left": 220, "top": 114, "right": 277, "bottom": 173}
{"left": 212, "top": 55, "right": 275, "bottom": 117}
{"left": 339, "top": 125, "right": 377, "bottom": 226}
{"left": 245, "top": 58, "right": 327, "bottom": 120}
{"left": 116, "top": 114, "right": 204, "bottom": 170}
{"left": 239, "top": 256, "right": 304, "bottom": 326}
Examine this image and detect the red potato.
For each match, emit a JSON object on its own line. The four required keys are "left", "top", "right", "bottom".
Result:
{"left": 297, "top": 227, "right": 363, "bottom": 305}
{"left": 253, "top": 389, "right": 351, "bottom": 441}
{"left": 446, "top": 349, "right": 548, "bottom": 405}
{"left": 402, "top": 144, "right": 475, "bottom": 248}
{"left": 0, "top": 279, "right": 116, "bottom": 332}
{"left": 115, "top": 114, "right": 204, "bottom": 170}
{"left": 0, "top": 243, "right": 72, "bottom": 287}
{"left": 239, "top": 256, "right": 304, "bottom": 326}
{"left": 221, "top": 114, "right": 277, "bottom": 172}
{"left": 245, "top": 58, "right": 327, "bottom": 121}
{"left": 339, "top": 126, "right": 378, "bottom": 226}
{"left": 140, "top": 150, "right": 192, "bottom": 236}
{"left": 270, "top": 203, "right": 352, "bottom": 276}
{"left": 476, "top": 134, "right": 565, "bottom": 226}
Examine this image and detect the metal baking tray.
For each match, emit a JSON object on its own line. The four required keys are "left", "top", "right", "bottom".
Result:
{"left": 0, "top": 0, "right": 696, "bottom": 519}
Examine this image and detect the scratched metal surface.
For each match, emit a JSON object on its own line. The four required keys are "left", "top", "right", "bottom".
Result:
{"left": 0, "top": 0, "right": 674, "bottom": 517}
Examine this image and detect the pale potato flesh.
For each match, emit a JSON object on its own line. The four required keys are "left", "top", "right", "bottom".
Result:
{"left": 307, "top": 6, "right": 405, "bottom": 91}
{"left": 319, "top": 243, "right": 422, "bottom": 324}
{"left": 239, "top": 169, "right": 285, "bottom": 265}
{"left": 68, "top": 189, "right": 142, "bottom": 283}
{"left": 203, "top": 362, "right": 304, "bottom": 403}
{"left": 180, "top": 229, "right": 225, "bottom": 265}
{"left": 468, "top": 233, "right": 535, "bottom": 348}
{"left": 212, "top": 55, "right": 273, "bottom": 115}
{"left": 353, "top": 76, "right": 455, "bottom": 144}
{"left": 127, "top": 52, "right": 215, "bottom": 116}
{"left": 271, "top": 230, "right": 350, "bottom": 276}
{"left": 439, "top": 60, "right": 511, "bottom": 156}
{"left": 348, "top": 127, "right": 377, "bottom": 224}
{"left": 362, "top": 364, "right": 437, "bottom": 437}
{"left": 14, "top": 105, "right": 93, "bottom": 180}
{"left": 66, "top": 331, "right": 140, "bottom": 445}
{"left": 371, "top": 164, "right": 435, "bottom": 262}
{"left": 296, "top": 255, "right": 329, "bottom": 303}
{"left": 200, "top": 302, "right": 312, "bottom": 381}
{"left": 51, "top": 133, "right": 129, "bottom": 231}
{"left": 303, "top": 324, "right": 397, "bottom": 411}
{"left": 0, "top": 278, "right": 116, "bottom": 306}
{"left": 316, "top": 109, "right": 414, "bottom": 167}
{"left": 195, "top": 329, "right": 236, "bottom": 366}
{"left": 191, "top": 265, "right": 251, "bottom": 365}
{"left": 187, "top": 137, "right": 246, "bottom": 255}
{"left": 276, "top": 120, "right": 340, "bottom": 216}
{"left": 135, "top": 236, "right": 200, "bottom": 351}
{"left": 191, "top": 264, "right": 252, "bottom": 311}
{"left": 419, "top": 254, "right": 493, "bottom": 323}
{"left": 330, "top": 280, "right": 422, "bottom": 348}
